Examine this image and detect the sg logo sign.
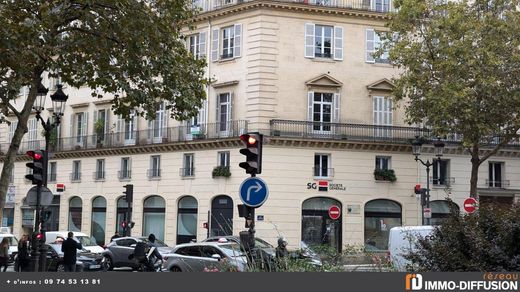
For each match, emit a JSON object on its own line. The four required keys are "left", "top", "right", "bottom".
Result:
{"left": 307, "top": 183, "right": 317, "bottom": 189}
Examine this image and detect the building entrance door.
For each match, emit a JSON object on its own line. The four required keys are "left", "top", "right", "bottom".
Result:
{"left": 301, "top": 197, "right": 342, "bottom": 252}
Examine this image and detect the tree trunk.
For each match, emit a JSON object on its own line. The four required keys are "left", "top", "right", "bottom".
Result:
{"left": 0, "top": 75, "right": 41, "bottom": 222}
{"left": 469, "top": 145, "right": 480, "bottom": 198}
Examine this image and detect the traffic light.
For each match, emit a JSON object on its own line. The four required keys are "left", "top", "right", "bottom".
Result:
{"left": 121, "top": 221, "right": 127, "bottom": 229}
{"left": 239, "top": 132, "right": 263, "bottom": 175}
{"left": 414, "top": 184, "right": 428, "bottom": 206}
{"left": 128, "top": 221, "right": 135, "bottom": 229}
{"left": 414, "top": 184, "right": 422, "bottom": 194}
{"left": 36, "top": 232, "right": 45, "bottom": 242}
{"left": 25, "top": 150, "right": 45, "bottom": 185}
{"left": 123, "top": 184, "right": 133, "bottom": 203}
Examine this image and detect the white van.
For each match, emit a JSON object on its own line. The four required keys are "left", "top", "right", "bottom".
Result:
{"left": 388, "top": 226, "right": 434, "bottom": 271}
{"left": 45, "top": 231, "right": 104, "bottom": 254}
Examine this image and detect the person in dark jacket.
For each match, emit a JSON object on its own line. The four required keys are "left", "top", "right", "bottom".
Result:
{"left": 61, "top": 232, "right": 83, "bottom": 272}
{"left": 16, "top": 234, "right": 29, "bottom": 272}
{"left": 143, "top": 234, "right": 163, "bottom": 271}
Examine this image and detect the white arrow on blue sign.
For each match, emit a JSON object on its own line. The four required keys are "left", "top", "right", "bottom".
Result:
{"left": 239, "top": 177, "right": 269, "bottom": 208}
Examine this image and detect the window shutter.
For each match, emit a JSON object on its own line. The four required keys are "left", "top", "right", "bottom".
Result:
{"left": 70, "top": 114, "right": 74, "bottom": 137}
{"left": 233, "top": 24, "right": 242, "bottom": 58}
{"left": 228, "top": 92, "right": 233, "bottom": 123}
{"left": 211, "top": 28, "right": 219, "bottom": 62}
{"left": 83, "top": 112, "right": 88, "bottom": 136}
{"left": 216, "top": 94, "right": 221, "bottom": 123}
{"left": 132, "top": 113, "right": 137, "bottom": 137}
{"left": 147, "top": 120, "right": 153, "bottom": 139}
{"left": 199, "top": 31, "right": 207, "bottom": 59}
{"left": 116, "top": 115, "right": 122, "bottom": 142}
{"left": 105, "top": 110, "right": 110, "bottom": 134}
{"left": 305, "top": 23, "right": 315, "bottom": 58}
{"left": 333, "top": 26, "right": 343, "bottom": 61}
{"left": 307, "top": 91, "right": 314, "bottom": 121}
{"left": 198, "top": 99, "right": 207, "bottom": 125}
{"left": 366, "top": 28, "right": 375, "bottom": 63}
{"left": 373, "top": 96, "right": 380, "bottom": 125}
{"left": 333, "top": 93, "right": 340, "bottom": 123}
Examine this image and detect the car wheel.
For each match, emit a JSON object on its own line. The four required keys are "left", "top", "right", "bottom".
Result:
{"left": 104, "top": 256, "right": 114, "bottom": 271}
{"left": 57, "top": 264, "right": 65, "bottom": 272}
{"left": 170, "top": 266, "right": 182, "bottom": 272}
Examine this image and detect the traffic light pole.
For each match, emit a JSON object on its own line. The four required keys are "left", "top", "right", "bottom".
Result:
{"left": 29, "top": 182, "right": 41, "bottom": 272}
{"left": 415, "top": 157, "right": 433, "bottom": 225}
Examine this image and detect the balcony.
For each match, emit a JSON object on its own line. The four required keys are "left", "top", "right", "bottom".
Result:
{"left": 118, "top": 170, "right": 132, "bottom": 181}
{"left": 93, "top": 171, "right": 106, "bottom": 181}
{"left": 486, "top": 179, "right": 510, "bottom": 189}
{"left": 313, "top": 168, "right": 334, "bottom": 178}
{"left": 148, "top": 169, "right": 161, "bottom": 179}
{"left": 70, "top": 172, "right": 81, "bottom": 182}
{"left": 192, "top": 0, "right": 396, "bottom": 14}
{"left": 180, "top": 168, "right": 195, "bottom": 178}
{"left": 431, "top": 177, "right": 455, "bottom": 187}
{"left": 3, "top": 121, "right": 247, "bottom": 155}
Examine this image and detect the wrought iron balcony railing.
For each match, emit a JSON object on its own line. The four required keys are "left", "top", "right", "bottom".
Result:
{"left": 313, "top": 167, "right": 334, "bottom": 178}
{"left": 70, "top": 172, "right": 81, "bottom": 182}
{"left": 431, "top": 177, "right": 455, "bottom": 187}
{"left": 180, "top": 168, "right": 196, "bottom": 177}
{"left": 118, "top": 170, "right": 132, "bottom": 180}
{"left": 93, "top": 171, "right": 106, "bottom": 181}
{"left": 486, "top": 179, "right": 510, "bottom": 189}
{"left": 192, "top": 0, "right": 396, "bottom": 14}
{"left": 148, "top": 169, "right": 162, "bottom": 179}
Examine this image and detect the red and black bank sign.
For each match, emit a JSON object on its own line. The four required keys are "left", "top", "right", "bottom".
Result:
{"left": 307, "top": 181, "right": 346, "bottom": 192}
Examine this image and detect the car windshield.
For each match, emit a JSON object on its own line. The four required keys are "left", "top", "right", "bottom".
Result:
{"left": 220, "top": 243, "right": 245, "bottom": 257}
{"left": 141, "top": 238, "right": 167, "bottom": 247}
{"left": 255, "top": 238, "right": 273, "bottom": 248}
{"left": 0, "top": 236, "right": 18, "bottom": 246}
{"left": 76, "top": 236, "right": 97, "bottom": 246}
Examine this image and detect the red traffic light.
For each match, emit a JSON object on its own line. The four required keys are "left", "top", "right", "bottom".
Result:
{"left": 26, "top": 150, "right": 43, "bottom": 160}
{"left": 414, "top": 184, "right": 421, "bottom": 194}
{"left": 121, "top": 221, "right": 127, "bottom": 228}
{"left": 36, "top": 233, "right": 44, "bottom": 240}
{"left": 240, "top": 134, "right": 258, "bottom": 146}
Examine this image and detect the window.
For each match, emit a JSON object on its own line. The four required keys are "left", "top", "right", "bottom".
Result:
{"left": 48, "top": 162, "right": 57, "bottom": 182}
{"left": 314, "top": 154, "right": 332, "bottom": 178}
{"left": 149, "top": 155, "right": 161, "bottom": 178}
{"left": 433, "top": 159, "right": 449, "bottom": 186}
{"left": 91, "top": 196, "right": 107, "bottom": 246}
{"left": 188, "top": 32, "right": 207, "bottom": 59}
{"left": 68, "top": 197, "right": 82, "bottom": 232}
{"left": 182, "top": 154, "right": 195, "bottom": 177}
{"left": 95, "top": 159, "right": 105, "bottom": 180}
{"left": 148, "top": 103, "right": 167, "bottom": 142}
{"left": 177, "top": 196, "right": 198, "bottom": 244}
{"left": 143, "top": 196, "right": 166, "bottom": 242}
{"left": 366, "top": 29, "right": 390, "bottom": 64}
{"left": 364, "top": 199, "right": 401, "bottom": 250}
{"left": 211, "top": 24, "right": 242, "bottom": 61}
{"left": 74, "top": 112, "right": 87, "bottom": 144}
{"left": 309, "top": 92, "right": 334, "bottom": 132}
{"left": 373, "top": 96, "right": 393, "bottom": 137}
{"left": 305, "top": 24, "right": 343, "bottom": 60}
{"left": 217, "top": 93, "right": 232, "bottom": 133}
{"left": 116, "top": 112, "right": 136, "bottom": 145}
{"left": 120, "top": 157, "right": 131, "bottom": 180}
{"left": 372, "top": 0, "right": 391, "bottom": 12}
{"left": 488, "top": 162, "right": 504, "bottom": 188}
{"left": 8, "top": 121, "right": 18, "bottom": 143}
{"left": 28, "top": 118, "right": 39, "bottom": 149}
{"left": 375, "top": 156, "right": 390, "bottom": 170}
{"left": 218, "top": 151, "right": 230, "bottom": 167}
{"left": 71, "top": 160, "right": 81, "bottom": 182}
{"left": 94, "top": 109, "right": 108, "bottom": 142}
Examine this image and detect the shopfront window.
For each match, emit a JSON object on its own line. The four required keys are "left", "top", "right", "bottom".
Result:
{"left": 364, "top": 199, "right": 401, "bottom": 251}
{"left": 430, "top": 200, "right": 459, "bottom": 225}
{"left": 68, "top": 196, "right": 83, "bottom": 232}
{"left": 302, "top": 197, "right": 342, "bottom": 252}
{"left": 143, "top": 196, "right": 165, "bottom": 241}
{"left": 177, "top": 196, "right": 198, "bottom": 244}
{"left": 116, "top": 196, "right": 131, "bottom": 235}
{"left": 91, "top": 196, "right": 106, "bottom": 246}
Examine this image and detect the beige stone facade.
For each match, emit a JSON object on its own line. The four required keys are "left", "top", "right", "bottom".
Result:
{"left": 2, "top": 0, "right": 520, "bottom": 250}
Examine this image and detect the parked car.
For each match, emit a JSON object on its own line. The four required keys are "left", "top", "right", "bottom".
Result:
{"left": 102, "top": 236, "right": 173, "bottom": 270}
{"left": 44, "top": 243, "right": 105, "bottom": 272}
{"left": 388, "top": 226, "right": 434, "bottom": 271}
{"left": 202, "top": 236, "right": 275, "bottom": 257}
{"left": 45, "top": 231, "right": 104, "bottom": 254}
{"left": 0, "top": 233, "right": 18, "bottom": 263}
{"left": 163, "top": 242, "right": 248, "bottom": 272}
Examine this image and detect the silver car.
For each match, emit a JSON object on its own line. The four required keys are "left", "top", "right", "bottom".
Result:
{"left": 163, "top": 242, "right": 248, "bottom": 272}
{"left": 102, "top": 236, "right": 173, "bottom": 270}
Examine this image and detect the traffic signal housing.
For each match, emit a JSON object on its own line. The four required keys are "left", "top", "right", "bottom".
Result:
{"left": 25, "top": 150, "right": 45, "bottom": 185}
{"left": 123, "top": 184, "right": 134, "bottom": 203}
{"left": 239, "top": 133, "right": 263, "bottom": 175}
{"left": 121, "top": 221, "right": 127, "bottom": 229}
{"left": 414, "top": 184, "right": 428, "bottom": 206}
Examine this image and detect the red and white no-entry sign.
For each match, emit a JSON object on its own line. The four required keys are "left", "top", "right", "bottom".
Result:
{"left": 463, "top": 197, "right": 478, "bottom": 213}
{"left": 328, "top": 205, "right": 341, "bottom": 220}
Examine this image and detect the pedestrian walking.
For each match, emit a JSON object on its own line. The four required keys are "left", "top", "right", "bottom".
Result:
{"left": 0, "top": 237, "right": 9, "bottom": 272}
{"left": 16, "top": 234, "right": 29, "bottom": 272}
{"left": 110, "top": 231, "right": 121, "bottom": 242}
{"left": 61, "top": 232, "right": 83, "bottom": 272}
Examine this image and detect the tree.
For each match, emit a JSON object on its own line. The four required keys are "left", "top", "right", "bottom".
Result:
{"left": 0, "top": 1, "right": 208, "bottom": 220}
{"left": 406, "top": 204, "right": 520, "bottom": 271}
{"left": 383, "top": 0, "right": 520, "bottom": 197}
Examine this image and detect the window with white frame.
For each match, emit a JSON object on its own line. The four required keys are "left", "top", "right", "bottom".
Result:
{"left": 93, "top": 109, "right": 108, "bottom": 142}
{"left": 217, "top": 93, "right": 232, "bottom": 133}
{"left": 95, "top": 159, "right": 105, "bottom": 180}
{"left": 148, "top": 103, "right": 166, "bottom": 142}
{"left": 120, "top": 157, "right": 131, "bottom": 179}
{"left": 372, "top": 0, "right": 391, "bottom": 12}
{"left": 218, "top": 151, "right": 230, "bottom": 168}
{"left": 375, "top": 156, "right": 391, "bottom": 170}
{"left": 211, "top": 24, "right": 242, "bottom": 62}
{"left": 314, "top": 154, "right": 332, "bottom": 178}
{"left": 488, "top": 162, "right": 504, "bottom": 188}
{"left": 72, "top": 112, "right": 88, "bottom": 144}
{"left": 182, "top": 154, "right": 195, "bottom": 177}
{"left": 373, "top": 96, "right": 393, "bottom": 137}
{"left": 48, "top": 162, "right": 57, "bottom": 182}
{"left": 307, "top": 92, "right": 340, "bottom": 133}
{"left": 116, "top": 112, "right": 137, "bottom": 145}
{"left": 433, "top": 159, "right": 450, "bottom": 186}
{"left": 305, "top": 23, "right": 343, "bottom": 60}
{"left": 72, "top": 160, "right": 81, "bottom": 181}
{"left": 366, "top": 29, "right": 390, "bottom": 64}
{"left": 188, "top": 32, "right": 207, "bottom": 59}
{"left": 28, "top": 118, "right": 39, "bottom": 149}
{"left": 149, "top": 155, "right": 161, "bottom": 178}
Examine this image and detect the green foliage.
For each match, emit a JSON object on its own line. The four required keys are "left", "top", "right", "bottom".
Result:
{"left": 373, "top": 169, "right": 397, "bottom": 182}
{"left": 212, "top": 166, "right": 231, "bottom": 178}
{"left": 405, "top": 204, "right": 520, "bottom": 271}
{"left": 94, "top": 119, "right": 105, "bottom": 135}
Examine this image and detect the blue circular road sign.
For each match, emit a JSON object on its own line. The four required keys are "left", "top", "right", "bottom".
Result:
{"left": 239, "top": 177, "right": 269, "bottom": 208}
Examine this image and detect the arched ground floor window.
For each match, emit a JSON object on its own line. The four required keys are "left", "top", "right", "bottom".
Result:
{"left": 430, "top": 200, "right": 459, "bottom": 225}
{"left": 143, "top": 196, "right": 165, "bottom": 241}
{"left": 302, "top": 197, "right": 342, "bottom": 252}
{"left": 68, "top": 196, "right": 82, "bottom": 232}
{"left": 364, "top": 199, "right": 402, "bottom": 251}
{"left": 91, "top": 196, "right": 106, "bottom": 245}
{"left": 210, "top": 195, "right": 233, "bottom": 237}
{"left": 177, "top": 196, "right": 198, "bottom": 244}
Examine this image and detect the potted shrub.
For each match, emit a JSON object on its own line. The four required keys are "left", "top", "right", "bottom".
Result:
{"left": 94, "top": 119, "right": 105, "bottom": 147}
{"left": 374, "top": 169, "right": 397, "bottom": 182}
{"left": 212, "top": 166, "right": 231, "bottom": 178}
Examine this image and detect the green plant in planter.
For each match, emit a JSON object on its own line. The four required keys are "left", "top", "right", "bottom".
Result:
{"left": 41, "top": 128, "right": 58, "bottom": 148}
{"left": 94, "top": 119, "right": 105, "bottom": 144}
{"left": 373, "top": 169, "right": 397, "bottom": 182}
{"left": 212, "top": 166, "right": 231, "bottom": 178}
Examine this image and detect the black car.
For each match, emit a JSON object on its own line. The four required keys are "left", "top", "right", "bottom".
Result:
{"left": 45, "top": 243, "right": 105, "bottom": 272}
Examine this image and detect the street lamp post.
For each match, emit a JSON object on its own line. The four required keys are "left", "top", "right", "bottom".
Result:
{"left": 411, "top": 136, "right": 445, "bottom": 225}
{"left": 31, "top": 83, "right": 68, "bottom": 272}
